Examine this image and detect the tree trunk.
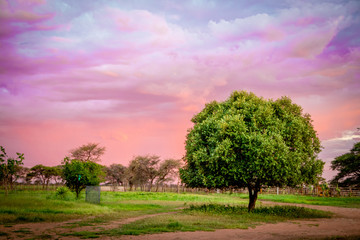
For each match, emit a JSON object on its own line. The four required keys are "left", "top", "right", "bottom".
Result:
{"left": 75, "top": 184, "right": 80, "bottom": 199}
{"left": 9, "top": 177, "right": 14, "bottom": 191}
{"left": 148, "top": 180, "right": 154, "bottom": 192}
{"left": 76, "top": 188, "right": 80, "bottom": 199}
{"left": 4, "top": 178, "right": 9, "bottom": 196}
{"left": 248, "top": 185, "right": 259, "bottom": 212}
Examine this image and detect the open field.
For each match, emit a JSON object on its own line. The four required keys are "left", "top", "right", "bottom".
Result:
{"left": 0, "top": 190, "right": 359, "bottom": 239}
{"left": 233, "top": 193, "right": 360, "bottom": 208}
{"left": 0, "top": 191, "right": 251, "bottom": 225}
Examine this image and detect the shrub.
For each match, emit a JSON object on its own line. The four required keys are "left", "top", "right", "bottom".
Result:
{"left": 185, "top": 204, "right": 332, "bottom": 218}
{"left": 55, "top": 187, "right": 69, "bottom": 200}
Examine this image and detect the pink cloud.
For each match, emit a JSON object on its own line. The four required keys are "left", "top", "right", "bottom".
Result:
{"left": 105, "top": 8, "right": 190, "bottom": 49}
{"left": 209, "top": 13, "right": 273, "bottom": 41}
{"left": 0, "top": 0, "right": 54, "bottom": 39}
{"left": 0, "top": 0, "right": 50, "bottom": 22}
{"left": 50, "top": 36, "right": 76, "bottom": 43}
{"left": 0, "top": 0, "right": 359, "bottom": 181}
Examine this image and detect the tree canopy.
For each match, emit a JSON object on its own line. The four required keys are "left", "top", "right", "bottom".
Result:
{"left": 0, "top": 146, "right": 24, "bottom": 195}
{"left": 155, "top": 159, "right": 181, "bottom": 191}
{"left": 105, "top": 163, "right": 127, "bottom": 186}
{"left": 126, "top": 155, "right": 181, "bottom": 191}
{"left": 26, "top": 165, "right": 61, "bottom": 189}
{"left": 127, "top": 155, "right": 160, "bottom": 191}
{"left": 180, "top": 91, "right": 324, "bottom": 211}
{"left": 69, "top": 143, "right": 105, "bottom": 162}
{"left": 331, "top": 141, "right": 360, "bottom": 187}
{"left": 62, "top": 158, "right": 105, "bottom": 198}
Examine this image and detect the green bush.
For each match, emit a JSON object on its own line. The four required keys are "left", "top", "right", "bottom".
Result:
{"left": 252, "top": 206, "right": 331, "bottom": 218}
{"left": 55, "top": 187, "right": 70, "bottom": 200}
{"left": 186, "top": 204, "right": 332, "bottom": 218}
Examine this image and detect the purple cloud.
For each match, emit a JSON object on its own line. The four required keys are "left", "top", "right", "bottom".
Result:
{"left": 0, "top": 0, "right": 359, "bottom": 180}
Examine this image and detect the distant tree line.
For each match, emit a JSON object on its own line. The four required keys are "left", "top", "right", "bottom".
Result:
{"left": 0, "top": 143, "right": 181, "bottom": 197}
{"left": 2, "top": 125, "right": 358, "bottom": 202}
{"left": 120, "top": 155, "right": 181, "bottom": 192}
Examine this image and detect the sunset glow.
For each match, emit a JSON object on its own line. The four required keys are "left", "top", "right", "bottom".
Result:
{"left": 1, "top": 0, "right": 359, "bottom": 180}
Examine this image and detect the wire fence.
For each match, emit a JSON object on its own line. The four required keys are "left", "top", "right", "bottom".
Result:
{"left": 98, "top": 184, "right": 360, "bottom": 197}
{"left": 85, "top": 186, "right": 101, "bottom": 204}
{"left": 1, "top": 184, "right": 360, "bottom": 197}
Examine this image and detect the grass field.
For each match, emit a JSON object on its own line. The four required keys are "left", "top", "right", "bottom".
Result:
{"left": 234, "top": 193, "right": 360, "bottom": 208}
{"left": 0, "top": 189, "right": 341, "bottom": 238}
{"left": 0, "top": 190, "right": 251, "bottom": 225}
{"left": 2, "top": 190, "right": 356, "bottom": 226}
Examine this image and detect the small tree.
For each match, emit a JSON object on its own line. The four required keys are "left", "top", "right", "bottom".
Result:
{"left": 0, "top": 146, "right": 24, "bottom": 195}
{"left": 105, "top": 164, "right": 127, "bottom": 187}
{"left": 331, "top": 141, "right": 360, "bottom": 187}
{"left": 155, "top": 159, "right": 181, "bottom": 192}
{"left": 180, "top": 91, "right": 324, "bottom": 211}
{"left": 17, "top": 166, "right": 30, "bottom": 184}
{"left": 27, "top": 165, "right": 59, "bottom": 189}
{"left": 127, "top": 155, "right": 160, "bottom": 191}
{"left": 53, "top": 165, "right": 64, "bottom": 185}
{"left": 69, "top": 143, "right": 105, "bottom": 162}
{"left": 126, "top": 159, "right": 146, "bottom": 191}
{"left": 6, "top": 164, "right": 25, "bottom": 191}
{"left": 62, "top": 158, "right": 105, "bottom": 198}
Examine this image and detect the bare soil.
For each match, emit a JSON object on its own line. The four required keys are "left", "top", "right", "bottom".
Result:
{"left": 1, "top": 201, "right": 359, "bottom": 240}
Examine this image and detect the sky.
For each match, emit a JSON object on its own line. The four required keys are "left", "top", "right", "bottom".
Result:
{"left": 0, "top": 0, "right": 359, "bottom": 181}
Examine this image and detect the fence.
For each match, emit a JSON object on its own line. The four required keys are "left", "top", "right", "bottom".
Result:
{"left": 1, "top": 184, "right": 60, "bottom": 191}
{"left": 97, "top": 184, "right": 360, "bottom": 197}
{"left": 1, "top": 184, "right": 360, "bottom": 197}
{"left": 86, "top": 186, "right": 101, "bottom": 204}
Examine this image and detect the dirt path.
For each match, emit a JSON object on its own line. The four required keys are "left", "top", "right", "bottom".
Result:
{"left": 1, "top": 202, "right": 359, "bottom": 240}
{"left": 0, "top": 216, "right": 95, "bottom": 239}
{"left": 116, "top": 201, "right": 360, "bottom": 240}
{"left": 0, "top": 211, "right": 181, "bottom": 239}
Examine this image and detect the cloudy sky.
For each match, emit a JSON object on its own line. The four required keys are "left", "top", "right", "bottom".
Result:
{"left": 1, "top": 0, "right": 359, "bottom": 180}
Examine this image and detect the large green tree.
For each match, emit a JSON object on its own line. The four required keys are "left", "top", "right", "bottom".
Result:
{"left": 331, "top": 141, "right": 360, "bottom": 187}
{"left": 62, "top": 158, "right": 105, "bottom": 198}
{"left": 180, "top": 91, "right": 324, "bottom": 211}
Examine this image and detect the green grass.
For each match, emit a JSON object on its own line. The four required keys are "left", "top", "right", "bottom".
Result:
{"left": 61, "top": 231, "right": 101, "bottom": 239}
{"left": 313, "top": 236, "right": 360, "bottom": 240}
{"left": 101, "top": 191, "right": 248, "bottom": 204}
{"left": 13, "top": 228, "right": 32, "bottom": 234}
{"left": 66, "top": 204, "right": 331, "bottom": 237}
{"left": 104, "top": 215, "right": 233, "bottom": 236}
{"left": 0, "top": 191, "right": 112, "bottom": 224}
{"left": 186, "top": 204, "right": 332, "bottom": 218}
{"left": 239, "top": 194, "right": 360, "bottom": 208}
{"left": 0, "top": 190, "right": 355, "bottom": 226}
{"left": 0, "top": 190, "right": 249, "bottom": 225}
{"left": 1, "top": 190, "right": 357, "bottom": 239}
